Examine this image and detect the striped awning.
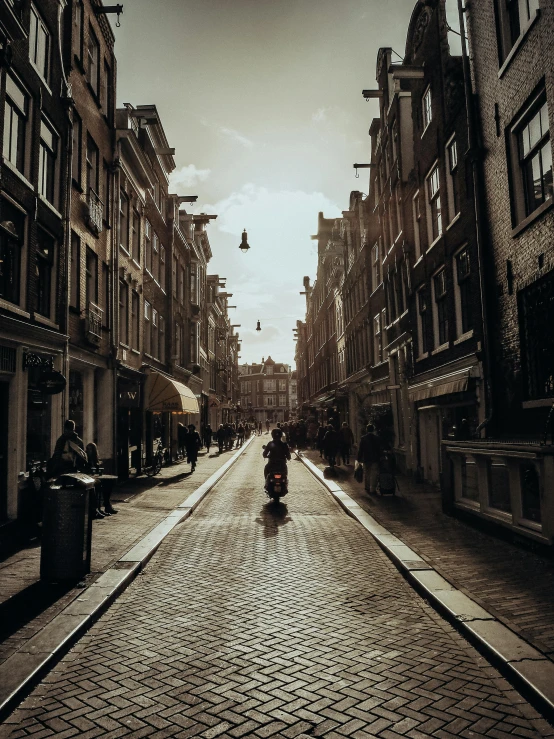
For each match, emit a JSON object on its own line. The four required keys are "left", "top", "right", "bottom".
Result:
{"left": 144, "top": 371, "right": 199, "bottom": 414}
{"left": 408, "top": 370, "right": 470, "bottom": 403}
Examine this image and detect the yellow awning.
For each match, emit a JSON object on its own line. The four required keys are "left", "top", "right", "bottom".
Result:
{"left": 144, "top": 372, "right": 199, "bottom": 414}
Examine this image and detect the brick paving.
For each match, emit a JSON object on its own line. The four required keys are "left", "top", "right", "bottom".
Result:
{"left": 1, "top": 437, "right": 552, "bottom": 738}
{"left": 302, "top": 451, "right": 554, "bottom": 662}
{"left": 0, "top": 447, "right": 239, "bottom": 666}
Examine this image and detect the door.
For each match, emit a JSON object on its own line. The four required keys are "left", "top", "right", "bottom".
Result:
{"left": 420, "top": 409, "right": 441, "bottom": 486}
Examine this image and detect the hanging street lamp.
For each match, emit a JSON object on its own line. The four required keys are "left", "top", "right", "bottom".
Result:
{"left": 256, "top": 320, "right": 261, "bottom": 331}
{"left": 239, "top": 229, "right": 250, "bottom": 253}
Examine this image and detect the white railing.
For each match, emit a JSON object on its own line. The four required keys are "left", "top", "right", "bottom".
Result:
{"left": 87, "top": 189, "right": 104, "bottom": 234}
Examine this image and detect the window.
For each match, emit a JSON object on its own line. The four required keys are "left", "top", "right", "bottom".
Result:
{"left": 172, "top": 256, "right": 178, "bottom": 297}
{"left": 74, "top": 0, "right": 83, "bottom": 61}
{"left": 144, "top": 300, "right": 151, "bottom": 354}
{"left": 145, "top": 220, "right": 152, "bottom": 273}
{"left": 373, "top": 313, "right": 382, "bottom": 365}
{"left": 279, "top": 395, "right": 287, "bottom": 406}
{"left": 0, "top": 200, "right": 24, "bottom": 305}
{"left": 159, "top": 314, "right": 165, "bottom": 363}
{"left": 3, "top": 74, "right": 28, "bottom": 173}
{"left": 131, "top": 290, "right": 139, "bottom": 349}
{"left": 190, "top": 263, "right": 197, "bottom": 303}
{"left": 412, "top": 191, "right": 421, "bottom": 259}
{"left": 264, "top": 380, "right": 276, "bottom": 391}
{"left": 101, "top": 60, "right": 111, "bottom": 118}
{"left": 190, "top": 321, "right": 199, "bottom": 363}
{"left": 38, "top": 119, "right": 57, "bottom": 204}
{"left": 86, "top": 135, "right": 98, "bottom": 196}
{"left": 151, "top": 309, "right": 158, "bottom": 359}
{"left": 85, "top": 247, "right": 98, "bottom": 306}
{"left": 515, "top": 98, "right": 552, "bottom": 219}
{"left": 86, "top": 25, "right": 99, "bottom": 96}
{"left": 446, "top": 137, "right": 459, "bottom": 221}
{"left": 264, "top": 396, "right": 275, "bottom": 407}
{"left": 119, "top": 189, "right": 129, "bottom": 252}
{"left": 131, "top": 209, "right": 140, "bottom": 263}
{"left": 426, "top": 163, "right": 442, "bottom": 243}
{"left": 518, "top": 269, "right": 554, "bottom": 400}
{"left": 70, "top": 231, "right": 80, "bottom": 309}
{"left": 159, "top": 245, "right": 166, "bottom": 291}
{"left": 35, "top": 228, "right": 54, "bottom": 318}
{"left": 278, "top": 379, "right": 286, "bottom": 391}
{"left": 371, "top": 243, "right": 380, "bottom": 291}
{"left": 119, "top": 280, "right": 128, "bottom": 345}
{"left": 499, "top": 0, "right": 540, "bottom": 59}
{"left": 152, "top": 232, "right": 159, "bottom": 283}
{"left": 103, "top": 163, "right": 110, "bottom": 224}
{"left": 433, "top": 268, "right": 449, "bottom": 347}
{"left": 394, "top": 184, "right": 402, "bottom": 239}
{"left": 422, "top": 86, "right": 432, "bottom": 131}
{"left": 266, "top": 366, "right": 273, "bottom": 375}
{"left": 102, "top": 262, "right": 109, "bottom": 327}
{"left": 29, "top": 4, "right": 49, "bottom": 81}
{"left": 179, "top": 265, "right": 185, "bottom": 303}
{"left": 72, "top": 113, "right": 81, "bottom": 183}
{"left": 417, "top": 288, "right": 429, "bottom": 356}
{"left": 455, "top": 248, "right": 473, "bottom": 335}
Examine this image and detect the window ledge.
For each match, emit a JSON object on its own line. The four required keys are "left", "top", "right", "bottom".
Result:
{"left": 446, "top": 212, "right": 461, "bottom": 231}
{"left": 131, "top": 259, "right": 141, "bottom": 269}
{"left": 511, "top": 197, "right": 553, "bottom": 238}
{"left": 413, "top": 255, "right": 423, "bottom": 267}
{"left": 426, "top": 234, "right": 443, "bottom": 253}
{"left": 2, "top": 158, "right": 33, "bottom": 191}
{"left": 33, "top": 314, "right": 58, "bottom": 329}
{"left": 0, "top": 300, "right": 30, "bottom": 318}
{"left": 453, "top": 330, "right": 474, "bottom": 345}
{"left": 498, "top": 10, "right": 540, "bottom": 80}
{"left": 131, "top": 349, "right": 140, "bottom": 355}
{"left": 29, "top": 60, "right": 52, "bottom": 95}
{"left": 431, "top": 342, "right": 450, "bottom": 355}
{"left": 37, "top": 195, "right": 62, "bottom": 219}
{"left": 522, "top": 398, "right": 554, "bottom": 409}
{"left": 119, "top": 245, "right": 130, "bottom": 256}
{"left": 416, "top": 352, "right": 429, "bottom": 362}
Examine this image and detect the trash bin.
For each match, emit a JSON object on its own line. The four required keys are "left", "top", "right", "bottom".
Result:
{"left": 40, "top": 472, "right": 96, "bottom": 581}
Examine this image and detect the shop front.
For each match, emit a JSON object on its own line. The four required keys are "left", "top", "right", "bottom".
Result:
{"left": 116, "top": 373, "right": 143, "bottom": 479}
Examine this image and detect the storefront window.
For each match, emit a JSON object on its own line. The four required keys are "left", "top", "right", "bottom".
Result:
{"left": 26, "top": 365, "right": 52, "bottom": 466}
{"left": 487, "top": 460, "right": 511, "bottom": 513}
{"left": 461, "top": 457, "right": 479, "bottom": 502}
{"left": 68, "top": 370, "right": 84, "bottom": 439}
{"left": 520, "top": 463, "right": 541, "bottom": 523}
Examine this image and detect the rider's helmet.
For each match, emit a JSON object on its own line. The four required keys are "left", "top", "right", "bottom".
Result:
{"left": 271, "top": 428, "right": 283, "bottom": 440}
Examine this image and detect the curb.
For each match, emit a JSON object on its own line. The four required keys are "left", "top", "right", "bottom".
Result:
{"left": 0, "top": 437, "right": 255, "bottom": 722}
{"left": 299, "top": 454, "right": 554, "bottom": 723}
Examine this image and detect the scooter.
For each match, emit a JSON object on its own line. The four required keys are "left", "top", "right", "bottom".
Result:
{"left": 262, "top": 446, "right": 288, "bottom": 501}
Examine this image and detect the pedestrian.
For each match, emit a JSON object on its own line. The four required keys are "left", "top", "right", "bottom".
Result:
{"left": 265, "top": 419, "right": 270, "bottom": 434}
{"left": 316, "top": 425, "right": 326, "bottom": 458}
{"left": 215, "top": 424, "right": 225, "bottom": 454}
{"left": 204, "top": 424, "right": 213, "bottom": 452}
{"left": 356, "top": 424, "right": 382, "bottom": 494}
{"left": 186, "top": 424, "right": 202, "bottom": 472}
{"left": 48, "top": 419, "right": 89, "bottom": 477}
{"left": 322, "top": 424, "right": 340, "bottom": 468}
{"left": 177, "top": 422, "right": 187, "bottom": 459}
{"left": 236, "top": 423, "right": 245, "bottom": 447}
{"left": 338, "top": 421, "right": 355, "bottom": 465}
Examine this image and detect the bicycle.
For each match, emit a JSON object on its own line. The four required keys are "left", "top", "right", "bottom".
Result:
{"left": 144, "top": 440, "right": 164, "bottom": 477}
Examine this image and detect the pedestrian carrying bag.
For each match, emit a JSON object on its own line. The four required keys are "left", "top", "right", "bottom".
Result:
{"left": 354, "top": 462, "right": 364, "bottom": 483}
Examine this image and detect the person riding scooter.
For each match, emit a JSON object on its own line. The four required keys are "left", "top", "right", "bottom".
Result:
{"left": 262, "top": 428, "right": 291, "bottom": 495}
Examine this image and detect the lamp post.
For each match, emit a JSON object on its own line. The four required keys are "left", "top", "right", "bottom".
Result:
{"left": 239, "top": 229, "right": 250, "bottom": 253}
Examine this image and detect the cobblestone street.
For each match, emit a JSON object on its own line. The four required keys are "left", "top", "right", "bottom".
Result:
{"left": 1, "top": 438, "right": 551, "bottom": 739}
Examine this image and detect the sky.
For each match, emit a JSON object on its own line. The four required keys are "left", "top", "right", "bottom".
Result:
{"left": 112, "top": 0, "right": 435, "bottom": 366}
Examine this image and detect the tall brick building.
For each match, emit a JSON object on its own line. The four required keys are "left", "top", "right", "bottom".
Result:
{"left": 239, "top": 357, "right": 291, "bottom": 424}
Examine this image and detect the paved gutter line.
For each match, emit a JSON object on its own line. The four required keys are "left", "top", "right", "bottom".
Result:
{"left": 300, "top": 454, "right": 554, "bottom": 723}
{"left": 0, "top": 438, "right": 255, "bottom": 722}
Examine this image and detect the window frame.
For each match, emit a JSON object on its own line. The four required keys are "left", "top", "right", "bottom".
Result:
{"left": 422, "top": 85, "right": 432, "bottom": 134}
{"left": 38, "top": 118, "right": 58, "bottom": 205}
{"left": 3, "top": 73, "right": 29, "bottom": 175}
{"left": 454, "top": 246, "right": 473, "bottom": 337}
{"left": 29, "top": 3, "right": 50, "bottom": 83}
{"left": 426, "top": 161, "right": 443, "bottom": 245}
{"left": 86, "top": 24, "right": 100, "bottom": 97}
{"left": 446, "top": 135, "right": 459, "bottom": 223}
{"left": 432, "top": 267, "right": 449, "bottom": 348}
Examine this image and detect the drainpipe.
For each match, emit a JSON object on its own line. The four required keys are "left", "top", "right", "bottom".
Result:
{"left": 111, "top": 138, "right": 122, "bottom": 474}
{"left": 457, "top": 0, "right": 494, "bottom": 437}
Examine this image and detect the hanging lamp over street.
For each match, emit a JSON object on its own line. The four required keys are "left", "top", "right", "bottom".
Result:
{"left": 256, "top": 320, "right": 261, "bottom": 332}
{"left": 239, "top": 229, "right": 250, "bottom": 253}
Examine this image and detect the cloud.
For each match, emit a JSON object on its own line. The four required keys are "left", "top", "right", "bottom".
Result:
{"left": 201, "top": 184, "right": 342, "bottom": 364}
{"left": 201, "top": 119, "right": 255, "bottom": 149}
{"left": 311, "top": 106, "right": 351, "bottom": 130}
{"left": 169, "top": 164, "right": 211, "bottom": 190}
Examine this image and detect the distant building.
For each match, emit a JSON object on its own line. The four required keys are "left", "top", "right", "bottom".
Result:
{"left": 239, "top": 357, "right": 291, "bottom": 423}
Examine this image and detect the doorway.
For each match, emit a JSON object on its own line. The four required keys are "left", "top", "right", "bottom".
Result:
{"left": 0, "top": 382, "right": 9, "bottom": 521}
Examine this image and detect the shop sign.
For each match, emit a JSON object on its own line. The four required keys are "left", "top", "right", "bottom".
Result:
{"left": 36, "top": 369, "right": 66, "bottom": 395}
{"left": 118, "top": 381, "right": 141, "bottom": 407}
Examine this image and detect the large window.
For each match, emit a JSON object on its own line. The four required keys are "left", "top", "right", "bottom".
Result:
{"left": 516, "top": 98, "right": 552, "bottom": 219}
{"left": 131, "top": 290, "right": 139, "bottom": 349}
{"left": 29, "top": 4, "right": 50, "bottom": 81}
{"left": 0, "top": 200, "right": 24, "bottom": 305}
{"left": 35, "top": 227, "right": 54, "bottom": 318}
{"left": 412, "top": 191, "right": 422, "bottom": 259}
{"left": 264, "top": 380, "right": 276, "bottom": 392}
{"left": 158, "top": 314, "right": 165, "bottom": 363}
{"left": 86, "top": 25, "right": 99, "bottom": 96}
{"left": 74, "top": 0, "right": 83, "bottom": 61}
{"left": 422, "top": 86, "right": 432, "bottom": 132}
{"left": 38, "top": 119, "right": 57, "bottom": 204}
{"left": 131, "top": 209, "right": 140, "bottom": 263}
{"left": 119, "top": 189, "right": 129, "bottom": 252}
{"left": 85, "top": 247, "right": 98, "bottom": 307}
{"left": 446, "top": 137, "right": 459, "bottom": 222}
{"left": 144, "top": 300, "right": 151, "bottom": 354}
{"left": 498, "top": 0, "right": 540, "bottom": 60}
{"left": 70, "top": 231, "right": 80, "bottom": 309}
{"left": 371, "top": 242, "right": 380, "bottom": 290}
{"left": 426, "top": 163, "right": 442, "bottom": 243}
{"left": 159, "top": 244, "right": 166, "bottom": 291}
{"left": 3, "top": 75, "right": 28, "bottom": 174}
{"left": 145, "top": 220, "right": 152, "bottom": 273}
{"left": 519, "top": 270, "right": 554, "bottom": 400}
{"left": 455, "top": 247, "right": 473, "bottom": 336}
{"left": 433, "top": 268, "right": 449, "bottom": 347}
{"left": 86, "top": 134, "right": 98, "bottom": 196}
{"left": 373, "top": 313, "right": 382, "bottom": 365}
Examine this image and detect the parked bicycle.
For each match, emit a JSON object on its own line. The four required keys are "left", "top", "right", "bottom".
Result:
{"left": 144, "top": 439, "right": 165, "bottom": 477}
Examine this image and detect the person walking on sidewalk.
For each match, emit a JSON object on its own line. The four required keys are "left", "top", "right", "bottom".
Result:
{"left": 322, "top": 424, "right": 340, "bottom": 468}
{"left": 338, "top": 421, "right": 355, "bottom": 466}
{"left": 204, "top": 424, "right": 213, "bottom": 453}
{"left": 186, "top": 425, "right": 202, "bottom": 472}
{"left": 177, "top": 423, "right": 188, "bottom": 460}
{"left": 357, "top": 424, "right": 382, "bottom": 493}
{"left": 215, "top": 424, "right": 226, "bottom": 454}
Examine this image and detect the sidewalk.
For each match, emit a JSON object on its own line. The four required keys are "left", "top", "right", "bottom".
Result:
{"left": 0, "top": 445, "right": 244, "bottom": 668}
{"left": 303, "top": 450, "right": 554, "bottom": 661}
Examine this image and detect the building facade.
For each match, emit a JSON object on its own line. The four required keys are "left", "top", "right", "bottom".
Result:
{"left": 239, "top": 357, "right": 291, "bottom": 424}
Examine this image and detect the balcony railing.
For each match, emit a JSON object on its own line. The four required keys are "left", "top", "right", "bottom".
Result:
{"left": 87, "top": 189, "right": 104, "bottom": 235}
{"left": 85, "top": 301, "right": 103, "bottom": 343}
